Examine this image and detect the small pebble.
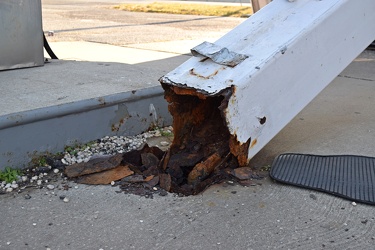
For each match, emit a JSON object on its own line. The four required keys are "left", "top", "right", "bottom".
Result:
{"left": 352, "top": 202, "right": 357, "bottom": 206}
{"left": 6, "top": 242, "right": 10, "bottom": 245}
{"left": 21, "top": 176, "right": 28, "bottom": 182}
{"left": 25, "top": 194, "right": 32, "bottom": 199}
{"left": 111, "top": 181, "right": 115, "bottom": 186}
{"left": 160, "top": 141, "right": 169, "bottom": 146}
{"left": 6, "top": 187, "right": 13, "bottom": 192}
{"left": 47, "top": 184, "right": 55, "bottom": 190}
{"left": 53, "top": 169, "right": 59, "bottom": 174}
{"left": 37, "top": 180, "right": 42, "bottom": 185}
{"left": 63, "top": 197, "right": 70, "bottom": 203}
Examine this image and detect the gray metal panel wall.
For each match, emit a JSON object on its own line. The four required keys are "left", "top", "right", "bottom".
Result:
{"left": 0, "top": 0, "right": 44, "bottom": 70}
{"left": 0, "top": 86, "right": 172, "bottom": 169}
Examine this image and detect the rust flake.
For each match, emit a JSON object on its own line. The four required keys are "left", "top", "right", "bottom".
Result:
{"left": 229, "top": 134, "right": 251, "bottom": 167}
{"left": 250, "top": 138, "right": 257, "bottom": 149}
{"left": 172, "top": 86, "right": 207, "bottom": 100}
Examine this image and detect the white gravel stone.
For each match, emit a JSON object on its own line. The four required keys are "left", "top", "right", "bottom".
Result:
{"left": 53, "top": 169, "right": 59, "bottom": 174}
{"left": 37, "top": 180, "right": 42, "bottom": 186}
{"left": 11, "top": 183, "right": 18, "bottom": 189}
{"left": 63, "top": 197, "right": 70, "bottom": 203}
{"left": 61, "top": 128, "right": 168, "bottom": 165}
{"left": 47, "top": 184, "right": 55, "bottom": 190}
{"left": 6, "top": 187, "right": 13, "bottom": 192}
{"left": 160, "top": 141, "right": 169, "bottom": 146}
{"left": 21, "top": 176, "right": 28, "bottom": 182}
{"left": 31, "top": 176, "right": 38, "bottom": 180}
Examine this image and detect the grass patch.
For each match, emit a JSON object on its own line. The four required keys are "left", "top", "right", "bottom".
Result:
{"left": 113, "top": 2, "right": 252, "bottom": 17}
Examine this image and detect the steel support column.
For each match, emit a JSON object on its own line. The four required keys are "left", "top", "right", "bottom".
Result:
{"left": 160, "top": 0, "right": 375, "bottom": 165}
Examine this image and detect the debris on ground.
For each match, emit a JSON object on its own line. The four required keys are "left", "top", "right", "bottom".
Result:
{"left": 0, "top": 126, "right": 266, "bottom": 198}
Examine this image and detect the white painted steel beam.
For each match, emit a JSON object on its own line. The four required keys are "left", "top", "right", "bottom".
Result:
{"left": 160, "top": 0, "right": 375, "bottom": 163}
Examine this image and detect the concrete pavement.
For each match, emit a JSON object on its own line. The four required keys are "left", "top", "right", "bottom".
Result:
{"left": 1, "top": 1, "right": 375, "bottom": 249}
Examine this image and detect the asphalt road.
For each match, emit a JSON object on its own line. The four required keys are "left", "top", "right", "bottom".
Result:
{"left": 42, "top": 0, "right": 245, "bottom": 45}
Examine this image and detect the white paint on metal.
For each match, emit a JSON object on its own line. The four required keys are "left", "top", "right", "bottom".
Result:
{"left": 160, "top": 0, "right": 375, "bottom": 162}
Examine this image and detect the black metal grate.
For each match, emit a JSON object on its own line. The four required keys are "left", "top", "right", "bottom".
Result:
{"left": 270, "top": 153, "right": 375, "bottom": 205}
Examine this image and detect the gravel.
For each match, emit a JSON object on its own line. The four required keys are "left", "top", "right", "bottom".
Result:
{"left": 61, "top": 128, "right": 172, "bottom": 165}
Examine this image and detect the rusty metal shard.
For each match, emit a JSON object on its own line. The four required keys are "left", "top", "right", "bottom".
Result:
{"left": 76, "top": 165, "right": 134, "bottom": 185}
{"left": 64, "top": 154, "right": 123, "bottom": 178}
{"left": 188, "top": 153, "right": 222, "bottom": 185}
{"left": 191, "top": 41, "right": 248, "bottom": 67}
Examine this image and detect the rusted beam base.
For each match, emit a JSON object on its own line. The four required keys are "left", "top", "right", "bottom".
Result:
{"left": 158, "top": 84, "right": 252, "bottom": 195}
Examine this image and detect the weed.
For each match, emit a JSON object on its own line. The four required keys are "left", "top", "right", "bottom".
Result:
{"left": 64, "top": 141, "right": 96, "bottom": 156}
{"left": 0, "top": 167, "right": 21, "bottom": 183}
{"left": 39, "top": 157, "right": 47, "bottom": 166}
{"left": 160, "top": 130, "right": 173, "bottom": 137}
{"left": 260, "top": 165, "right": 271, "bottom": 171}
